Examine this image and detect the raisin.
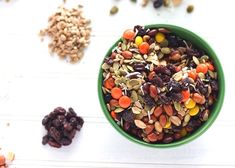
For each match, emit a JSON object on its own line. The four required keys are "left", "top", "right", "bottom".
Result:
{"left": 42, "top": 115, "right": 50, "bottom": 126}
{"left": 143, "top": 94, "right": 156, "bottom": 108}
{"left": 153, "top": 0, "right": 163, "bottom": 8}
{"left": 167, "top": 80, "right": 182, "bottom": 93}
{"left": 42, "top": 107, "right": 84, "bottom": 148}
{"left": 122, "top": 110, "right": 135, "bottom": 122}
{"left": 151, "top": 75, "right": 163, "bottom": 87}
{"left": 60, "top": 138, "right": 72, "bottom": 146}
{"left": 211, "top": 80, "right": 218, "bottom": 91}
{"left": 49, "top": 127, "right": 61, "bottom": 142}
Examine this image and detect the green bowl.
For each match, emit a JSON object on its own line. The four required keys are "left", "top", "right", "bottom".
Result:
{"left": 98, "top": 24, "right": 225, "bottom": 148}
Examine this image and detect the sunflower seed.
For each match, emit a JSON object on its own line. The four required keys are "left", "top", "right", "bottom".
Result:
{"left": 173, "top": 101, "right": 182, "bottom": 112}
{"left": 114, "top": 108, "right": 125, "bottom": 113}
{"left": 184, "top": 114, "right": 191, "bottom": 123}
{"left": 193, "top": 56, "right": 200, "bottom": 65}
{"left": 173, "top": 71, "right": 183, "bottom": 81}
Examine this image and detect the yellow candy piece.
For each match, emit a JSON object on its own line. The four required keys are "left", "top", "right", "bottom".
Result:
{"left": 135, "top": 36, "right": 143, "bottom": 46}
{"left": 155, "top": 32, "right": 165, "bottom": 43}
{"left": 189, "top": 105, "right": 200, "bottom": 116}
{"left": 164, "top": 120, "right": 171, "bottom": 129}
{"left": 180, "top": 128, "right": 187, "bottom": 137}
{"left": 184, "top": 98, "right": 196, "bottom": 109}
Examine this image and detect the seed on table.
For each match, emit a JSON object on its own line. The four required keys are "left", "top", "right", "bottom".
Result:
{"left": 110, "top": 6, "right": 119, "bottom": 15}
{"left": 187, "top": 5, "right": 194, "bottom": 13}
{"left": 189, "top": 105, "right": 200, "bottom": 116}
{"left": 184, "top": 98, "right": 196, "bottom": 109}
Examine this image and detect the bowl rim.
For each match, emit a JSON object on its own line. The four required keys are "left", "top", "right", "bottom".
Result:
{"left": 98, "top": 24, "right": 225, "bottom": 148}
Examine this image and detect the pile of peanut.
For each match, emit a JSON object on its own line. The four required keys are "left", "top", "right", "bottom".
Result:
{"left": 39, "top": 5, "right": 91, "bottom": 63}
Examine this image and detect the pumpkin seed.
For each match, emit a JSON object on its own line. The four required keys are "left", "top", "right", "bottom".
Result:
{"left": 161, "top": 47, "right": 171, "bottom": 54}
{"left": 121, "top": 43, "right": 127, "bottom": 51}
{"left": 132, "top": 107, "right": 142, "bottom": 114}
{"left": 200, "top": 55, "right": 209, "bottom": 61}
{"left": 131, "top": 90, "right": 138, "bottom": 101}
{"left": 114, "top": 108, "right": 125, "bottom": 113}
{"left": 126, "top": 79, "right": 142, "bottom": 89}
{"left": 134, "top": 119, "right": 147, "bottom": 129}
{"left": 159, "top": 39, "right": 169, "bottom": 47}
{"left": 208, "top": 70, "right": 215, "bottom": 79}
{"left": 173, "top": 101, "right": 182, "bottom": 112}
{"left": 173, "top": 71, "right": 183, "bottom": 81}
{"left": 198, "top": 72, "right": 205, "bottom": 79}
{"left": 193, "top": 56, "right": 200, "bottom": 65}
{"left": 184, "top": 114, "right": 191, "bottom": 123}
{"left": 154, "top": 121, "right": 163, "bottom": 133}
{"left": 134, "top": 54, "right": 143, "bottom": 60}
{"left": 170, "top": 116, "right": 181, "bottom": 126}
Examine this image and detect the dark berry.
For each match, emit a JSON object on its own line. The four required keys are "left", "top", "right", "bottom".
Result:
{"left": 122, "top": 110, "right": 135, "bottom": 122}
{"left": 143, "top": 94, "right": 156, "bottom": 108}
{"left": 167, "top": 80, "right": 182, "bottom": 93}
{"left": 54, "top": 107, "right": 66, "bottom": 115}
{"left": 104, "top": 93, "right": 112, "bottom": 103}
{"left": 151, "top": 75, "right": 163, "bottom": 87}
{"left": 42, "top": 115, "right": 50, "bottom": 126}
{"left": 49, "top": 127, "right": 61, "bottom": 142}
{"left": 42, "top": 135, "right": 49, "bottom": 145}
{"left": 60, "top": 138, "right": 72, "bottom": 146}
{"left": 153, "top": 0, "right": 163, "bottom": 8}
{"left": 211, "top": 80, "right": 218, "bottom": 91}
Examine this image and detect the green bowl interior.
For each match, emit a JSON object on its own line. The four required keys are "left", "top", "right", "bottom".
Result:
{"left": 98, "top": 24, "right": 225, "bottom": 148}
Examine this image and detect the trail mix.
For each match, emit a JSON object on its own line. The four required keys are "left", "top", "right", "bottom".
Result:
{"left": 42, "top": 107, "right": 84, "bottom": 148}
{"left": 101, "top": 25, "right": 218, "bottom": 144}
{"left": 0, "top": 151, "right": 15, "bottom": 168}
{"left": 39, "top": 5, "right": 91, "bottom": 63}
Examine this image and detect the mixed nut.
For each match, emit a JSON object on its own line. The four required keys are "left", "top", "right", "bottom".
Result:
{"left": 42, "top": 107, "right": 84, "bottom": 148}
{"left": 101, "top": 25, "right": 218, "bottom": 144}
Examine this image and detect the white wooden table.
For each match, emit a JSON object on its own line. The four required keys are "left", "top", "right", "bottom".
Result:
{"left": 0, "top": 0, "right": 234, "bottom": 167}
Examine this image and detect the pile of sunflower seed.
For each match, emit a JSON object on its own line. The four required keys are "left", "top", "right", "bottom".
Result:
{"left": 39, "top": 5, "right": 91, "bottom": 63}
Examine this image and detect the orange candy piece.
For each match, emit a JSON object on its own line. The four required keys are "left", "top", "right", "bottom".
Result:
{"left": 181, "top": 90, "right": 190, "bottom": 102}
{"left": 206, "top": 62, "right": 215, "bottom": 71}
{"left": 119, "top": 96, "right": 131, "bottom": 108}
{"left": 111, "top": 87, "right": 123, "bottom": 99}
{"left": 123, "top": 29, "right": 135, "bottom": 40}
{"left": 139, "top": 42, "right": 150, "bottom": 54}
{"left": 196, "top": 63, "right": 208, "bottom": 74}
{"left": 104, "top": 78, "right": 115, "bottom": 90}
{"left": 188, "top": 70, "right": 197, "bottom": 81}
